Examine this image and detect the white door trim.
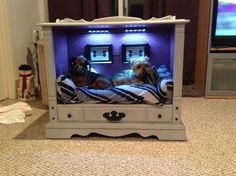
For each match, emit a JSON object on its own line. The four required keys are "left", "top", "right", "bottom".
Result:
{"left": 118, "top": 0, "right": 124, "bottom": 16}
{"left": 0, "top": 0, "right": 17, "bottom": 99}
{"left": 38, "top": 0, "right": 49, "bottom": 22}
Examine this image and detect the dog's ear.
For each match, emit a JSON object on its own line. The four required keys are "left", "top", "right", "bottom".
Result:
{"left": 79, "top": 55, "right": 90, "bottom": 67}
{"left": 82, "top": 56, "right": 91, "bottom": 71}
{"left": 84, "top": 58, "right": 90, "bottom": 68}
{"left": 69, "top": 57, "right": 76, "bottom": 75}
{"left": 70, "top": 57, "right": 77, "bottom": 67}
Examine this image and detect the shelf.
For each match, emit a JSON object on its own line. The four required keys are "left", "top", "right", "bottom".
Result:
{"left": 210, "top": 47, "right": 236, "bottom": 53}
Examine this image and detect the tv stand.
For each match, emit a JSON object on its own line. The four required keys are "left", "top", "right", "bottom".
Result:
{"left": 205, "top": 51, "right": 236, "bottom": 97}
{"left": 211, "top": 47, "right": 236, "bottom": 53}
{"left": 205, "top": 0, "right": 236, "bottom": 98}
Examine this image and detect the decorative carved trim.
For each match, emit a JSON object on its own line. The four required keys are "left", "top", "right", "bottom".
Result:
{"left": 38, "top": 16, "right": 189, "bottom": 27}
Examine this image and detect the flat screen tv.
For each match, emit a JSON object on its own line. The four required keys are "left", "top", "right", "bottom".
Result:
{"left": 211, "top": 0, "right": 236, "bottom": 47}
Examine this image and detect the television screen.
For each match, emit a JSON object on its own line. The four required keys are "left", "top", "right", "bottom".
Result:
{"left": 212, "top": 0, "right": 236, "bottom": 47}
{"left": 215, "top": 0, "right": 236, "bottom": 36}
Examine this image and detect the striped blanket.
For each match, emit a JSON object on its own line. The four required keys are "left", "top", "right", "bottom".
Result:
{"left": 57, "top": 75, "right": 172, "bottom": 105}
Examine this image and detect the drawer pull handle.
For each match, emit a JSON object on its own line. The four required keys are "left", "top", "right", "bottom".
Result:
{"left": 67, "top": 114, "right": 72, "bottom": 118}
{"left": 103, "top": 111, "right": 126, "bottom": 122}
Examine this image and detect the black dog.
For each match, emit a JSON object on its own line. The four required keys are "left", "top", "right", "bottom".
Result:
{"left": 69, "top": 55, "right": 112, "bottom": 89}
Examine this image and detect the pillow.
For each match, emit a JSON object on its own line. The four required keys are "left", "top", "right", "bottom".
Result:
{"left": 156, "top": 64, "right": 172, "bottom": 78}
{"left": 145, "top": 65, "right": 173, "bottom": 102}
{"left": 57, "top": 75, "right": 166, "bottom": 104}
{"left": 56, "top": 75, "right": 80, "bottom": 104}
{"left": 57, "top": 64, "right": 173, "bottom": 104}
{"left": 75, "top": 84, "right": 164, "bottom": 104}
{"left": 157, "top": 76, "right": 173, "bottom": 102}
{"left": 156, "top": 65, "right": 173, "bottom": 102}
{"left": 146, "top": 66, "right": 160, "bottom": 86}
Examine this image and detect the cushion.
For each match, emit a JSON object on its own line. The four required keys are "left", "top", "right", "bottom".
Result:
{"left": 75, "top": 84, "right": 164, "bottom": 104}
{"left": 56, "top": 64, "right": 173, "bottom": 104}
{"left": 56, "top": 75, "right": 80, "bottom": 104}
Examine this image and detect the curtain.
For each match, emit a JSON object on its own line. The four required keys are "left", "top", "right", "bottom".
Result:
{"left": 143, "top": 0, "right": 165, "bottom": 19}
{"left": 48, "top": 0, "right": 112, "bottom": 22}
{"left": 48, "top": 0, "right": 82, "bottom": 22}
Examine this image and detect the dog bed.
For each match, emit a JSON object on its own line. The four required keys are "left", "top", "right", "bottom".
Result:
{"left": 57, "top": 65, "right": 173, "bottom": 105}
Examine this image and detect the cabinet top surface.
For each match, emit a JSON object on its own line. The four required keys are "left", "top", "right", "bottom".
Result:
{"left": 38, "top": 16, "right": 190, "bottom": 27}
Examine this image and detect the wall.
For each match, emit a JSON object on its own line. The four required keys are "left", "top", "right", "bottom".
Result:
{"left": 0, "top": 0, "right": 42, "bottom": 99}
{"left": 8, "top": 0, "right": 41, "bottom": 70}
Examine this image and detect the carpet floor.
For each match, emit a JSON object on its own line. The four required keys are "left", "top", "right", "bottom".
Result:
{"left": 0, "top": 98, "right": 235, "bottom": 176}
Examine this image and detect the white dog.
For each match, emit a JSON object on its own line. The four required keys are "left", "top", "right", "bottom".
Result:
{"left": 112, "top": 56, "right": 152, "bottom": 86}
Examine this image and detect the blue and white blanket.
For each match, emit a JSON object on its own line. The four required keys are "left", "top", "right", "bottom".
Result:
{"left": 57, "top": 75, "right": 172, "bottom": 105}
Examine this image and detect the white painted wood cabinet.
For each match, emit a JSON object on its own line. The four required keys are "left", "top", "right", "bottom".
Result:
{"left": 39, "top": 17, "right": 189, "bottom": 140}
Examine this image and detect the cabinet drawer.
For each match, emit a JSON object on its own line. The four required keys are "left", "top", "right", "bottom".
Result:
{"left": 58, "top": 107, "right": 83, "bottom": 121}
{"left": 147, "top": 107, "right": 172, "bottom": 122}
{"left": 84, "top": 108, "right": 145, "bottom": 122}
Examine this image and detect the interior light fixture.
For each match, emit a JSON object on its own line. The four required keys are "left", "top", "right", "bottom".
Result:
{"left": 88, "top": 29, "right": 109, "bottom": 34}
{"left": 125, "top": 28, "right": 146, "bottom": 33}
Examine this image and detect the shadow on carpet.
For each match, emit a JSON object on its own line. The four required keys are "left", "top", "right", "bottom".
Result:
{"left": 14, "top": 112, "right": 49, "bottom": 140}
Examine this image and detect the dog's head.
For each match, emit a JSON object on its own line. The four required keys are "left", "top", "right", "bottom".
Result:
{"left": 70, "top": 55, "right": 90, "bottom": 76}
{"left": 129, "top": 56, "right": 151, "bottom": 79}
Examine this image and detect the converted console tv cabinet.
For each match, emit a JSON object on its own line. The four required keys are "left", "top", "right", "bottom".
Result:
{"left": 39, "top": 16, "right": 189, "bottom": 140}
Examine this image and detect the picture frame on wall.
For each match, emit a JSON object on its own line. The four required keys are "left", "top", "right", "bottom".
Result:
{"left": 85, "top": 44, "right": 113, "bottom": 64}
{"left": 122, "top": 43, "right": 150, "bottom": 63}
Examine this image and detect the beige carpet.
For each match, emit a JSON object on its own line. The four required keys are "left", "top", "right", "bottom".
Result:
{"left": 0, "top": 98, "right": 235, "bottom": 176}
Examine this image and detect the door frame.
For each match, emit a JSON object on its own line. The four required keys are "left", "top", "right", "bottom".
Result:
{"left": 194, "top": 0, "right": 211, "bottom": 95}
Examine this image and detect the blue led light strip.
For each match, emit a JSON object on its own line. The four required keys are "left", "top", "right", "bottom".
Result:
{"left": 125, "top": 28, "right": 146, "bottom": 33}
{"left": 88, "top": 29, "right": 109, "bottom": 34}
